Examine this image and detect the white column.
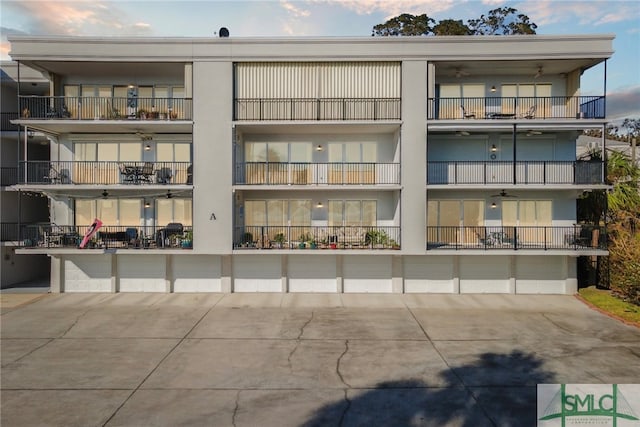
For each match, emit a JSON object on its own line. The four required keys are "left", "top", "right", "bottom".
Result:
{"left": 565, "top": 256, "right": 578, "bottom": 294}
{"left": 508, "top": 255, "right": 516, "bottom": 294}
{"left": 221, "top": 255, "right": 232, "bottom": 293}
{"left": 336, "top": 255, "right": 343, "bottom": 293}
{"left": 452, "top": 256, "right": 460, "bottom": 294}
{"left": 281, "top": 255, "right": 288, "bottom": 293}
{"left": 392, "top": 255, "right": 403, "bottom": 293}
{"left": 111, "top": 254, "right": 118, "bottom": 293}
{"left": 50, "top": 255, "right": 63, "bottom": 293}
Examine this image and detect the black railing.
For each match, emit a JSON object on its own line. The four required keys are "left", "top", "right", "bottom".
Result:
{"left": 426, "top": 225, "right": 606, "bottom": 250}
{"left": 427, "top": 160, "right": 604, "bottom": 185}
{"left": 234, "top": 162, "right": 400, "bottom": 185}
{"left": 17, "top": 224, "right": 193, "bottom": 249}
{"left": 1, "top": 167, "right": 19, "bottom": 186}
{"left": 18, "top": 161, "right": 192, "bottom": 185}
{"left": 234, "top": 98, "right": 401, "bottom": 121}
{"left": 18, "top": 96, "right": 192, "bottom": 121}
{"left": 234, "top": 225, "right": 400, "bottom": 250}
{"left": 1, "top": 112, "right": 20, "bottom": 131}
{"left": 428, "top": 96, "right": 605, "bottom": 120}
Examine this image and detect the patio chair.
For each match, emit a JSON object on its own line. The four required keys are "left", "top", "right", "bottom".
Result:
{"left": 460, "top": 105, "right": 476, "bottom": 119}
{"left": 521, "top": 105, "right": 536, "bottom": 119}
{"left": 137, "top": 162, "right": 155, "bottom": 183}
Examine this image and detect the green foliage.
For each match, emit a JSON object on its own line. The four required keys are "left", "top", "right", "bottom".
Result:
{"left": 372, "top": 7, "right": 536, "bottom": 36}
{"left": 608, "top": 220, "right": 640, "bottom": 305}
{"left": 579, "top": 286, "right": 640, "bottom": 324}
{"left": 364, "top": 229, "right": 389, "bottom": 246}
{"left": 372, "top": 13, "right": 435, "bottom": 36}
{"left": 274, "top": 233, "right": 286, "bottom": 244}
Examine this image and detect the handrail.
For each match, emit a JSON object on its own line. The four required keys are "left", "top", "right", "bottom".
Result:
{"left": 18, "top": 96, "right": 192, "bottom": 121}
{"left": 234, "top": 225, "right": 400, "bottom": 250}
{"left": 234, "top": 97, "right": 401, "bottom": 120}
{"left": 426, "top": 225, "right": 606, "bottom": 250}
{"left": 234, "top": 162, "right": 400, "bottom": 185}
{"left": 18, "top": 161, "right": 192, "bottom": 185}
{"left": 18, "top": 224, "right": 193, "bottom": 249}
{"left": 427, "top": 96, "right": 605, "bottom": 120}
{"left": 427, "top": 160, "right": 604, "bottom": 185}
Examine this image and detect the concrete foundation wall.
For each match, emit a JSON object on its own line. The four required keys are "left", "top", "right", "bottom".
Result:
{"left": 50, "top": 253, "right": 576, "bottom": 295}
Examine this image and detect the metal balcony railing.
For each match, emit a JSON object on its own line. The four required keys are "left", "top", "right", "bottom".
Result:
{"left": 234, "top": 162, "right": 401, "bottom": 185}
{"left": 428, "top": 96, "right": 605, "bottom": 120}
{"left": 18, "top": 161, "right": 192, "bottom": 185}
{"left": 234, "top": 225, "right": 401, "bottom": 250}
{"left": 1, "top": 112, "right": 20, "bottom": 131}
{"left": 234, "top": 97, "right": 401, "bottom": 121}
{"left": 18, "top": 224, "right": 193, "bottom": 249}
{"left": 427, "top": 160, "right": 604, "bottom": 185}
{"left": 18, "top": 96, "right": 192, "bottom": 121}
{"left": 426, "top": 225, "right": 607, "bottom": 250}
{"left": 1, "top": 167, "right": 19, "bottom": 186}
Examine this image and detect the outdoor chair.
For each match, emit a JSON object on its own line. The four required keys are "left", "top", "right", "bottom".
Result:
{"left": 460, "top": 105, "right": 476, "bottom": 119}
{"left": 521, "top": 105, "right": 536, "bottom": 119}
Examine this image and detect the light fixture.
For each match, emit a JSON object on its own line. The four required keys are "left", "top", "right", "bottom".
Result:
{"left": 166, "top": 191, "right": 173, "bottom": 199}
{"left": 101, "top": 190, "right": 109, "bottom": 199}
{"left": 490, "top": 86, "right": 496, "bottom": 92}
{"left": 491, "top": 144, "right": 497, "bottom": 152}
{"left": 491, "top": 202, "right": 497, "bottom": 209}
{"left": 316, "top": 202, "right": 323, "bottom": 208}
{"left": 144, "top": 144, "right": 151, "bottom": 151}
{"left": 316, "top": 145, "right": 323, "bottom": 151}
{"left": 144, "top": 201, "right": 151, "bottom": 208}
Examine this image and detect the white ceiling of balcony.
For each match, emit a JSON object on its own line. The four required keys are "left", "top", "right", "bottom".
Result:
{"left": 435, "top": 59, "right": 603, "bottom": 78}
{"left": 17, "top": 61, "right": 185, "bottom": 79}
{"left": 14, "top": 119, "right": 192, "bottom": 135}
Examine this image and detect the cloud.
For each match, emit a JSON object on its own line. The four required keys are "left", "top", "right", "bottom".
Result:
{"left": 2, "top": 1, "right": 153, "bottom": 37}
{"left": 606, "top": 86, "right": 640, "bottom": 120}
{"left": 521, "top": 1, "right": 640, "bottom": 27}
{"left": 0, "top": 27, "right": 29, "bottom": 60}
{"left": 313, "top": 0, "right": 457, "bottom": 19}
{"left": 280, "top": 0, "right": 311, "bottom": 18}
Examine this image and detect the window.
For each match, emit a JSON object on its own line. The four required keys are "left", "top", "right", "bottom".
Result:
{"left": 73, "top": 142, "right": 142, "bottom": 184}
{"left": 244, "top": 142, "right": 311, "bottom": 184}
{"left": 502, "top": 200, "right": 552, "bottom": 244}
{"left": 75, "top": 199, "right": 142, "bottom": 226}
{"left": 439, "top": 83, "right": 485, "bottom": 118}
{"left": 156, "top": 199, "right": 192, "bottom": 226}
{"left": 244, "top": 200, "right": 311, "bottom": 226}
{"left": 328, "top": 142, "right": 377, "bottom": 184}
{"left": 427, "top": 200, "right": 484, "bottom": 243}
{"left": 501, "top": 83, "right": 551, "bottom": 116}
{"left": 328, "top": 200, "right": 377, "bottom": 226}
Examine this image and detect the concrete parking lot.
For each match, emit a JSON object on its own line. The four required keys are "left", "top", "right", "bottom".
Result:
{"left": 1, "top": 292, "right": 639, "bottom": 426}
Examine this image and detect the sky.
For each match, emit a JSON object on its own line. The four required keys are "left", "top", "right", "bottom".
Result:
{"left": 1, "top": 0, "right": 639, "bottom": 121}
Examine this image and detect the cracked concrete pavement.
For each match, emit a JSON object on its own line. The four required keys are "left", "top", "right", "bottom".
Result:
{"left": 1, "top": 293, "right": 639, "bottom": 426}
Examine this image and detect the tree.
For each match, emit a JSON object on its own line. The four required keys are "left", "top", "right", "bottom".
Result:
{"left": 372, "top": 13, "right": 435, "bottom": 36}
{"left": 467, "top": 7, "right": 537, "bottom": 35}
{"left": 372, "top": 7, "right": 537, "bottom": 36}
{"left": 433, "top": 19, "right": 471, "bottom": 36}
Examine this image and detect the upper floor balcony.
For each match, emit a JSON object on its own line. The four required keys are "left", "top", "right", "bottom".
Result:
{"left": 428, "top": 96, "right": 605, "bottom": 121}
{"left": 17, "top": 161, "right": 192, "bottom": 186}
{"left": 234, "top": 98, "right": 401, "bottom": 121}
{"left": 427, "top": 160, "right": 604, "bottom": 186}
{"left": 234, "top": 162, "right": 400, "bottom": 186}
{"left": 19, "top": 96, "right": 192, "bottom": 121}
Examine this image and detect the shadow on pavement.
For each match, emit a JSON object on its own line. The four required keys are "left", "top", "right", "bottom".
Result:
{"left": 303, "top": 350, "right": 556, "bottom": 427}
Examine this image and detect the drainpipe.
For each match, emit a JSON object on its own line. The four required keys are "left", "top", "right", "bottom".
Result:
{"left": 513, "top": 124, "right": 517, "bottom": 184}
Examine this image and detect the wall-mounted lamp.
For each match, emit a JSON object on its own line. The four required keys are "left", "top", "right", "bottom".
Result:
{"left": 491, "top": 202, "right": 497, "bottom": 209}
{"left": 316, "top": 145, "right": 324, "bottom": 151}
{"left": 490, "top": 86, "right": 497, "bottom": 93}
{"left": 316, "top": 202, "right": 323, "bottom": 208}
{"left": 144, "top": 144, "right": 151, "bottom": 151}
{"left": 144, "top": 201, "right": 151, "bottom": 208}
{"left": 491, "top": 144, "right": 497, "bottom": 152}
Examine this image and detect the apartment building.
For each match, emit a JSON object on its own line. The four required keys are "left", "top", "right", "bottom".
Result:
{"left": 1, "top": 61, "right": 50, "bottom": 287}
{"left": 6, "top": 34, "right": 613, "bottom": 294}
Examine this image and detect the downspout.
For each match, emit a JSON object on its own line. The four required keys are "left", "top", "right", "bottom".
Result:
{"left": 513, "top": 124, "right": 517, "bottom": 184}
{"left": 603, "top": 60, "right": 607, "bottom": 118}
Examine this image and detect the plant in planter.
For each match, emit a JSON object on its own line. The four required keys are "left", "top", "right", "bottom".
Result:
{"left": 181, "top": 230, "right": 193, "bottom": 248}
{"left": 298, "top": 233, "right": 311, "bottom": 249}
{"left": 364, "top": 229, "right": 389, "bottom": 248}
{"left": 242, "top": 232, "right": 254, "bottom": 248}
{"left": 136, "top": 108, "right": 148, "bottom": 119}
{"left": 274, "top": 233, "right": 286, "bottom": 249}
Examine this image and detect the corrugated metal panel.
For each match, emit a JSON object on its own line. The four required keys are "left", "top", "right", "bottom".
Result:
{"left": 236, "top": 62, "right": 400, "bottom": 98}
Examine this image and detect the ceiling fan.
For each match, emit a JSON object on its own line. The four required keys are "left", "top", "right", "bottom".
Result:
{"left": 525, "top": 130, "right": 543, "bottom": 136}
{"left": 454, "top": 68, "right": 471, "bottom": 78}
{"left": 534, "top": 66, "right": 544, "bottom": 79}
{"left": 491, "top": 190, "right": 517, "bottom": 198}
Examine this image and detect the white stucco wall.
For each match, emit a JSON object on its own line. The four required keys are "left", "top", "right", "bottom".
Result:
{"left": 343, "top": 255, "right": 392, "bottom": 293}
{"left": 64, "top": 255, "right": 111, "bottom": 292}
{"left": 172, "top": 255, "right": 222, "bottom": 292}
{"left": 233, "top": 254, "right": 282, "bottom": 292}
{"left": 404, "top": 255, "right": 456, "bottom": 293}
{"left": 118, "top": 254, "right": 166, "bottom": 292}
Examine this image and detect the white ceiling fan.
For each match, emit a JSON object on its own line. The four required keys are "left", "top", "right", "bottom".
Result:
{"left": 454, "top": 68, "right": 471, "bottom": 78}
{"left": 534, "top": 66, "right": 544, "bottom": 79}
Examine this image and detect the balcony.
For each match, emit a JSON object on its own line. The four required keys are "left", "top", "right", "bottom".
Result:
{"left": 1, "top": 167, "right": 18, "bottom": 186}
{"left": 234, "top": 162, "right": 400, "bottom": 186}
{"left": 428, "top": 96, "right": 605, "bottom": 120}
{"left": 427, "top": 161, "right": 604, "bottom": 186}
{"left": 426, "top": 225, "right": 606, "bottom": 251}
{"left": 18, "top": 96, "right": 192, "bottom": 121}
{"left": 234, "top": 225, "right": 400, "bottom": 250}
{"left": 18, "top": 161, "right": 192, "bottom": 186}
{"left": 17, "top": 224, "right": 193, "bottom": 250}
{"left": 234, "top": 98, "right": 401, "bottom": 121}
{"left": 1, "top": 112, "right": 20, "bottom": 131}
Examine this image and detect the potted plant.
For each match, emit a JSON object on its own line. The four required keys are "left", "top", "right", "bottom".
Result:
{"left": 364, "top": 229, "right": 389, "bottom": 249}
{"left": 309, "top": 236, "right": 318, "bottom": 249}
{"left": 181, "top": 230, "right": 193, "bottom": 248}
{"left": 274, "top": 232, "right": 286, "bottom": 249}
{"left": 242, "top": 232, "right": 254, "bottom": 248}
{"left": 298, "top": 233, "right": 310, "bottom": 249}
{"left": 136, "top": 108, "right": 148, "bottom": 119}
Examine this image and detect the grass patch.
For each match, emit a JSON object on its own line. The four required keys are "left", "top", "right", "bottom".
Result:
{"left": 578, "top": 286, "right": 640, "bottom": 325}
